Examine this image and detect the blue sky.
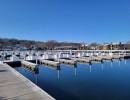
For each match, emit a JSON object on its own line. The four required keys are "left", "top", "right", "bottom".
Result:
{"left": 0, "top": 0, "right": 130, "bottom": 43}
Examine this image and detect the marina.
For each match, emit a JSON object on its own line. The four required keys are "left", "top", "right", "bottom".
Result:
{"left": 0, "top": 50, "right": 130, "bottom": 100}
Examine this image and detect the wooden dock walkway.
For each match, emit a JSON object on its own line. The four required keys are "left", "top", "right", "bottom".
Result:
{"left": 0, "top": 63, "right": 55, "bottom": 100}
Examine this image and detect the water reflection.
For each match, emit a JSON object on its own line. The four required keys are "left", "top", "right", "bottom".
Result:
{"left": 111, "top": 61, "right": 113, "bottom": 68}
{"left": 40, "top": 64, "right": 61, "bottom": 79}
{"left": 125, "top": 59, "right": 127, "bottom": 64}
{"left": 21, "top": 65, "right": 39, "bottom": 74}
{"left": 101, "top": 63, "right": 104, "bottom": 70}
{"left": 119, "top": 60, "right": 121, "bottom": 66}
{"left": 58, "top": 70, "right": 60, "bottom": 79}
{"left": 35, "top": 74, "right": 38, "bottom": 84}
{"left": 74, "top": 68, "right": 77, "bottom": 76}
{"left": 89, "top": 65, "right": 92, "bottom": 72}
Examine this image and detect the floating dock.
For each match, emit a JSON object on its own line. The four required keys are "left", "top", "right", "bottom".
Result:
{"left": 21, "top": 61, "right": 38, "bottom": 72}
{"left": 57, "top": 59, "right": 77, "bottom": 66}
{"left": 112, "top": 55, "right": 121, "bottom": 60}
{"left": 100, "top": 56, "right": 113, "bottom": 61}
{"left": 71, "top": 57, "right": 91, "bottom": 64}
{"left": 39, "top": 59, "right": 60, "bottom": 70}
{"left": 21, "top": 65, "right": 39, "bottom": 74}
{"left": 0, "top": 63, "right": 55, "bottom": 100}
{"left": 90, "top": 56, "right": 103, "bottom": 63}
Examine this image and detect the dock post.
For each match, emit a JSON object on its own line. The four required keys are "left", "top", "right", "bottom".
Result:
{"left": 0, "top": 60, "right": 3, "bottom": 64}
{"left": 57, "top": 53, "right": 59, "bottom": 62}
{"left": 40, "top": 60, "right": 41, "bottom": 65}
{"left": 119, "top": 52, "right": 120, "bottom": 57}
{"left": 75, "top": 51, "right": 76, "bottom": 58}
{"left": 101, "top": 51, "right": 102, "bottom": 57}
{"left": 12, "top": 52, "right": 13, "bottom": 57}
{"left": 24, "top": 55, "right": 26, "bottom": 61}
{"left": 36, "top": 56, "right": 38, "bottom": 64}
{"left": 70, "top": 50, "right": 72, "bottom": 58}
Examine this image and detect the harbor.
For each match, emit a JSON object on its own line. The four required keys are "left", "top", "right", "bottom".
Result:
{"left": 0, "top": 50, "right": 130, "bottom": 100}
{"left": 14, "top": 55, "right": 130, "bottom": 100}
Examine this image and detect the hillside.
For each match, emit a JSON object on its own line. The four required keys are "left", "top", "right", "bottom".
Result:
{"left": 0, "top": 38, "right": 81, "bottom": 50}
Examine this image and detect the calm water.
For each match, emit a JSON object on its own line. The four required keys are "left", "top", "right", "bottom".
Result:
{"left": 16, "top": 59, "right": 130, "bottom": 100}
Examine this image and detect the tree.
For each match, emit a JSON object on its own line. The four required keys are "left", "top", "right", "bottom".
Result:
{"left": 88, "top": 43, "right": 99, "bottom": 50}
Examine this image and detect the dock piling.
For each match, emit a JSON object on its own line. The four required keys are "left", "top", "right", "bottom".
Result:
{"left": 35, "top": 54, "right": 38, "bottom": 64}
